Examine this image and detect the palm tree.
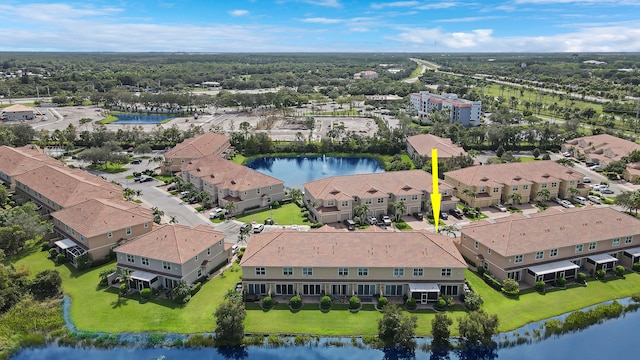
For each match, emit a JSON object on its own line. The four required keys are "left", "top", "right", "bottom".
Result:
{"left": 461, "top": 188, "right": 478, "bottom": 207}
{"left": 567, "top": 187, "right": 580, "bottom": 199}
{"left": 392, "top": 201, "right": 407, "bottom": 222}
{"left": 123, "top": 188, "right": 136, "bottom": 201}
{"left": 439, "top": 224, "right": 459, "bottom": 238}
{"left": 116, "top": 269, "right": 132, "bottom": 292}
{"left": 289, "top": 188, "right": 303, "bottom": 204}
{"left": 225, "top": 201, "right": 236, "bottom": 216}
{"left": 151, "top": 207, "right": 164, "bottom": 224}
{"left": 536, "top": 188, "right": 551, "bottom": 203}
{"left": 353, "top": 204, "right": 369, "bottom": 225}
{"left": 509, "top": 192, "right": 522, "bottom": 205}
{"left": 169, "top": 215, "right": 178, "bottom": 224}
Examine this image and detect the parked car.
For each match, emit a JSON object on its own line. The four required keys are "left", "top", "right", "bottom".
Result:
{"left": 561, "top": 200, "right": 575, "bottom": 208}
{"left": 209, "top": 208, "right": 229, "bottom": 219}
{"left": 133, "top": 176, "right": 142, "bottom": 182}
{"left": 589, "top": 165, "right": 601, "bottom": 171}
{"left": 232, "top": 244, "right": 240, "bottom": 253}
{"left": 240, "top": 223, "right": 252, "bottom": 232}
{"left": 131, "top": 159, "right": 142, "bottom": 164}
{"left": 413, "top": 212, "right": 424, "bottom": 221}
{"left": 601, "top": 188, "right": 614, "bottom": 194}
{"left": 140, "top": 176, "right": 154, "bottom": 182}
{"left": 583, "top": 177, "right": 591, "bottom": 183}
{"left": 553, "top": 197, "right": 563, "bottom": 205}
{"left": 588, "top": 195, "right": 602, "bottom": 204}
{"left": 367, "top": 216, "right": 378, "bottom": 225}
{"left": 562, "top": 152, "right": 572, "bottom": 157}
{"left": 449, "top": 208, "right": 464, "bottom": 219}
{"left": 180, "top": 191, "right": 190, "bottom": 198}
{"left": 493, "top": 203, "right": 507, "bottom": 212}
{"left": 167, "top": 185, "right": 177, "bottom": 191}
{"left": 343, "top": 219, "right": 356, "bottom": 230}
{"left": 253, "top": 223, "right": 265, "bottom": 233}
{"left": 572, "top": 196, "right": 587, "bottom": 205}
{"left": 380, "top": 215, "right": 392, "bottom": 226}
{"left": 440, "top": 212, "right": 449, "bottom": 220}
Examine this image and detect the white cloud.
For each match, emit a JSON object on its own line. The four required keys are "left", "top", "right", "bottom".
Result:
{"left": 416, "top": 2, "right": 463, "bottom": 10}
{"left": 228, "top": 9, "right": 249, "bottom": 16}
{"left": 303, "top": 0, "right": 342, "bottom": 7}
{"left": 514, "top": 0, "right": 640, "bottom": 4}
{"left": 371, "top": 1, "right": 420, "bottom": 9}
{"left": 302, "top": 17, "right": 343, "bottom": 23}
{"left": 437, "top": 16, "right": 503, "bottom": 23}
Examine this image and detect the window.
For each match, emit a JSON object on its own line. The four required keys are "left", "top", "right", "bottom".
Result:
{"left": 80, "top": 235, "right": 86, "bottom": 243}
{"left": 413, "top": 268, "right": 424, "bottom": 277}
{"left": 523, "top": 185, "right": 529, "bottom": 190}
{"left": 126, "top": 227, "right": 132, "bottom": 235}
{"left": 550, "top": 248, "right": 558, "bottom": 257}
{"left": 512, "top": 186, "right": 518, "bottom": 191}
{"left": 195, "top": 255, "right": 198, "bottom": 261}
{"left": 626, "top": 236, "right": 633, "bottom": 244}
{"left": 207, "top": 248, "right": 211, "bottom": 255}
{"left": 141, "top": 257, "right": 149, "bottom": 266}
{"left": 541, "top": 183, "right": 547, "bottom": 188}
{"left": 515, "top": 254, "right": 523, "bottom": 263}
{"left": 440, "top": 285, "right": 458, "bottom": 296}
{"left": 493, "top": 187, "right": 499, "bottom": 193}
{"left": 588, "top": 242, "right": 597, "bottom": 250}
{"left": 197, "top": 268, "right": 202, "bottom": 278}
{"left": 474, "top": 241, "right": 479, "bottom": 249}
{"left": 302, "top": 284, "right": 321, "bottom": 295}
{"left": 488, "top": 248, "right": 492, "bottom": 255}
{"left": 384, "top": 285, "right": 403, "bottom": 296}
{"left": 441, "top": 268, "right": 452, "bottom": 277}
{"left": 535, "top": 251, "right": 544, "bottom": 260}
{"left": 302, "top": 267, "right": 313, "bottom": 276}
{"left": 341, "top": 201, "right": 348, "bottom": 207}
{"left": 411, "top": 195, "right": 418, "bottom": 200}
{"left": 275, "top": 284, "right": 295, "bottom": 295}
{"left": 551, "top": 182, "right": 557, "bottom": 188}
{"left": 377, "top": 198, "right": 384, "bottom": 203}
{"left": 126, "top": 254, "right": 135, "bottom": 263}
{"left": 256, "top": 188, "right": 261, "bottom": 194}
{"left": 358, "top": 268, "right": 368, "bottom": 276}
{"left": 356, "top": 284, "right": 375, "bottom": 295}
{"left": 163, "top": 261, "right": 171, "bottom": 270}
{"left": 365, "top": 198, "right": 372, "bottom": 204}
{"left": 255, "top": 267, "right": 266, "bottom": 276}
{"left": 327, "top": 200, "right": 334, "bottom": 206}
{"left": 612, "top": 238, "right": 620, "bottom": 246}
{"left": 283, "top": 267, "right": 293, "bottom": 276}
{"left": 248, "top": 283, "right": 267, "bottom": 295}
{"left": 144, "top": 222, "right": 148, "bottom": 229}
{"left": 393, "top": 268, "right": 404, "bottom": 277}
{"left": 338, "top": 268, "right": 349, "bottom": 276}
{"left": 479, "top": 187, "right": 485, "bottom": 193}
{"left": 399, "top": 196, "right": 406, "bottom": 201}
{"left": 575, "top": 244, "right": 583, "bottom": 253}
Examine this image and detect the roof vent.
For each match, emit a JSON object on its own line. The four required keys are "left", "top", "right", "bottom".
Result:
{"left": 231, "top": 180, "right": 236, "bottom": 184}
{"left": 480, "top": 177, "right": 489, "bottom": 182}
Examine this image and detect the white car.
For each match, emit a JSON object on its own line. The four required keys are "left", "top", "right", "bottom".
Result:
{"left": 209, "top": 208, "right": 229, "bottom": 219}
{"left": 493, "top": 203, "right": 507, "bottom": 212}
{"left": 561, "top": 200, "right": 575, "bottom": 208}
{"left": 553, "top": 197, "right": 563, "bottom": 205}
{"left": 588, "top": 195, "right": 602, "bottom": 204}
{"left": 253, "top": 223, "right": 265, "bottom": 233}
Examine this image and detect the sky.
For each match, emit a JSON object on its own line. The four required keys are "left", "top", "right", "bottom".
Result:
{"left": 1, "top": 0, "right": 640, "bottom": 52}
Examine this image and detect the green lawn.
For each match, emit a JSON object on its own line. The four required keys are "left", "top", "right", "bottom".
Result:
{"left": 235, "top": 203, "right": 307, "bottom": 225}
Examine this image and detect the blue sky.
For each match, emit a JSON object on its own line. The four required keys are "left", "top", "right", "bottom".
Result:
{"left": 1, "top": 0, "right": 640, "bottom": 52}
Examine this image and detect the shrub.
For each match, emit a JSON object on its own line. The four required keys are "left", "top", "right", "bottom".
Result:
{"left": 262, "top": 296, "right": 274, "bottom": 309}
{"left": 596, "top": 269, "right": 606, "bottom": 280}
{"left": 535, "top": 281, "right": 545, "bottom": 293}
{"left": 190, "top": 282, "right": 202, "bottom": 296}
{"left": 633, "top": 262, "right": 640, "bottom": 272}
{"left": 140, "top": 288, "right": 152, "bottom": 299}
{"left": 476, "top": 266, "right": 486, "bottom": 276}
{"left": 48, "top": 248, "right": 58, "bottom": 259}
{"left": 434, "top": 297, "right": 447, "bottom": 311}
{"left": 320, "top": 296, "right": 332, "bottom": 310}
{"left": 405, "top": 297, "right": 417, "bottom": 310}
{"left": 556, "top": 276, "right": 566, "bottom": 287}
{"left": 377, "top": 296, "right": 388, "bottom": 309}
{"left": 483, "top": 272, "right": 503, "bottom": 290}
{"left": 577, "top": 272, "right": 587, "bottom": 283}
{"left": 349, "top": 296, "right": 361, "bottom": 310}
{"left": 289, "top": 295, "right": 302, "bottom": 310}
{"left": 56, "top": 253, "right": 67, "bottom": 264}
{"left": 464, "top": 292, "right": 483, "bottom": 311}
{"left": 615, "top": 265, "right": 625, "bottom": 277}
{"left": 501, "top": 278, "right": 520, "bottom": 297}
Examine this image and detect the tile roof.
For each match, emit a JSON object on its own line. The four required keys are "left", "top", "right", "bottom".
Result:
{"left": 407, "top": 134, "right": 467, "bottom": 158}
{"left": 2, "top": 104, "right": 33, "bottom": 112}
{"left": 181, "top": 155, "right": 283, "bottom": 190}
{"left": 13, "top": 165, "right": 123, "bottom": 207}
{"left": 565, "top": 134, "right": 640, "bottom": 162}
{"left": 0, "top": 145, "right": 64, "bottom": 178}
{"left": 240, "top": 229, "right": 466, "bottom": 268}
{"left": 444, "top": 161, "right": 582, "bottom": 187}
{"left": 164, "top": 132, "right": 230, "bottom": 159}
{"left": 51, "top": 198, "right": 154, "bottom": 237}
{"left": 461, "top": 207, "right": 640, "bottom": 256}
{"left": 304, "top": 170, "right": 452, "bottom": 199}
{"left": 115, "top": 224, "right": 226, "bottom": 264}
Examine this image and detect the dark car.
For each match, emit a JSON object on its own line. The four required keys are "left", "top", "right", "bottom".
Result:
{"left": 449, "top": 208, "right": 464, "bottom": 219}
{"left": 240, "top": 223, "right": 252, "bottom": 233}
{"left": 167, "top": 185, "right": 177, "bottom": 191}
{"left": 140, "top": 176, "right": 154, "bottom": 183}
{"left": 343, "top": 219, "right": 356, "bottom": 230}
{"left": 131, "top": 159, "right": 142, "bottom": 165}
{"left": 413, "top": 212, "right": 424, "bottom": 221}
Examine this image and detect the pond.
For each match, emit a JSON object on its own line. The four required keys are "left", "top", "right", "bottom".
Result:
{"left": 245, "top": 156, "right": 384, "bottom": 189}
{"left": 112, "top": 113, "right": 175, "bottom": 124}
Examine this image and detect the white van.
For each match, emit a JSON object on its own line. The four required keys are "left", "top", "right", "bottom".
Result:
{"left": 573, "top": 196, "right": 587, "bottom": 205}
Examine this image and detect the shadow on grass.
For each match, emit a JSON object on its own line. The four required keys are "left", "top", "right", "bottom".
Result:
{"left": 6, "top": 240, "right": 44, "bottom": 265}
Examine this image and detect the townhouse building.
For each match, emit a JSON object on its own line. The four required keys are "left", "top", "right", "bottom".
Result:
{"left": 180, "top": 155, "right": 285, "bottom": 213}
{"left": 303, "top": 170, "right": 457, "bottom": 224}
{"left": 115, "top": 224, "right": 231, "bottom": 292}
{"left": 458, "top": 207, "right": 640, "bottom": 285}
{"left": 51, "top": 198, "right": 155, "bottom": 264}
{"left": 240, "top": 228, "right": 467, "bottom": 303}
{"left": 406, "top": 134, "right": 468, "bottom": 163}
{"left": 409, "top": 91, "right": 481, "bottom": 127}
{"left": 562, "top": 134, "right": 640, "bottom": 166}
{"left": 444, "top": 161, "right": 588, "bottom": 208}
{"left": 161, "top": 132, "right": 231, "bottom": 174}
{"left": 0, "top": 145, "right": 64, "bottom": 189}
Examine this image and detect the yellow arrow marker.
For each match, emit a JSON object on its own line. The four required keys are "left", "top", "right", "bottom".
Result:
{"left": 430, "top": 148, "right": 441, "bottom": 233}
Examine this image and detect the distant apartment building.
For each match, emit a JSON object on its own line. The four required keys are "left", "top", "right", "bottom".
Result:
{"left": 161, "top": 132, "right": 231, "bottom": 174}
{"left": 303, "top": 170, "right": 457, "bottom": 224}
{"left": 562, "top": 134, "right": 640, "bottom": 166}
{"left": 240, "top": 228, "right": 467, "bottom": 303}
{"left": 410, "top": 91, "right": 481, "bottom": 127}
{"left": 180, "top": 155, "right": 285, "bottom": 213}
{"left": 406, "top": 134, "right": 468, "bottom": 163}
{"left": 444, "top": 161, "right": 587, "bottom": 208}
{"left": 353, "top": 70, "right": 379, "bottom": 80}
{"left": 458, "top": 207, "right": 640, "bottom": 285}
{"left": 1, "top": 104, "right": 35, "bottom": 121}
{"left": 0, "top": 145, "right": 64, "bottom": 189}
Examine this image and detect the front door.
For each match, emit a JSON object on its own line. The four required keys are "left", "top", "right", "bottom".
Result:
{"left": 421, "top": 292, "right": 427, "bottom": 304}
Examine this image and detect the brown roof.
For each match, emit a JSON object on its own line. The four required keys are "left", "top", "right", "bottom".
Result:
{"left": 240, "top": 229, "right": 466, "bottom": 268}
{"left": 181, "top": 155, "right": 283, "bottom": 190}
{"left": 164, "top": 132, "right": 230, "bottom": 160}
{"left": 13, "top": 165, "right": 123, "bottom": 208}
{"left": 565, "top": 134, "right": 640, "bottom": 162}
{"left": 2, "top": 104, "right": 33, "bottom": 113}
{"left": 52, "top": 198, "right": 154, "bottom": 237}
{"left": 115, "top": 224, "right": 226, "bottom": 264}
{"left": 304, "top": 170, "right": 453, "bottom": 199}
{"left": 0, "top": 145, "right": 64, "bottom": 178}
{"left": 461, "top": 207, "right": 640, "bottom": 256}
{"left": 444, "top": 161, "right": 582, "bottom": 187}
{"left": 407, "top": 134, "right": 467, "bottom": 158}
